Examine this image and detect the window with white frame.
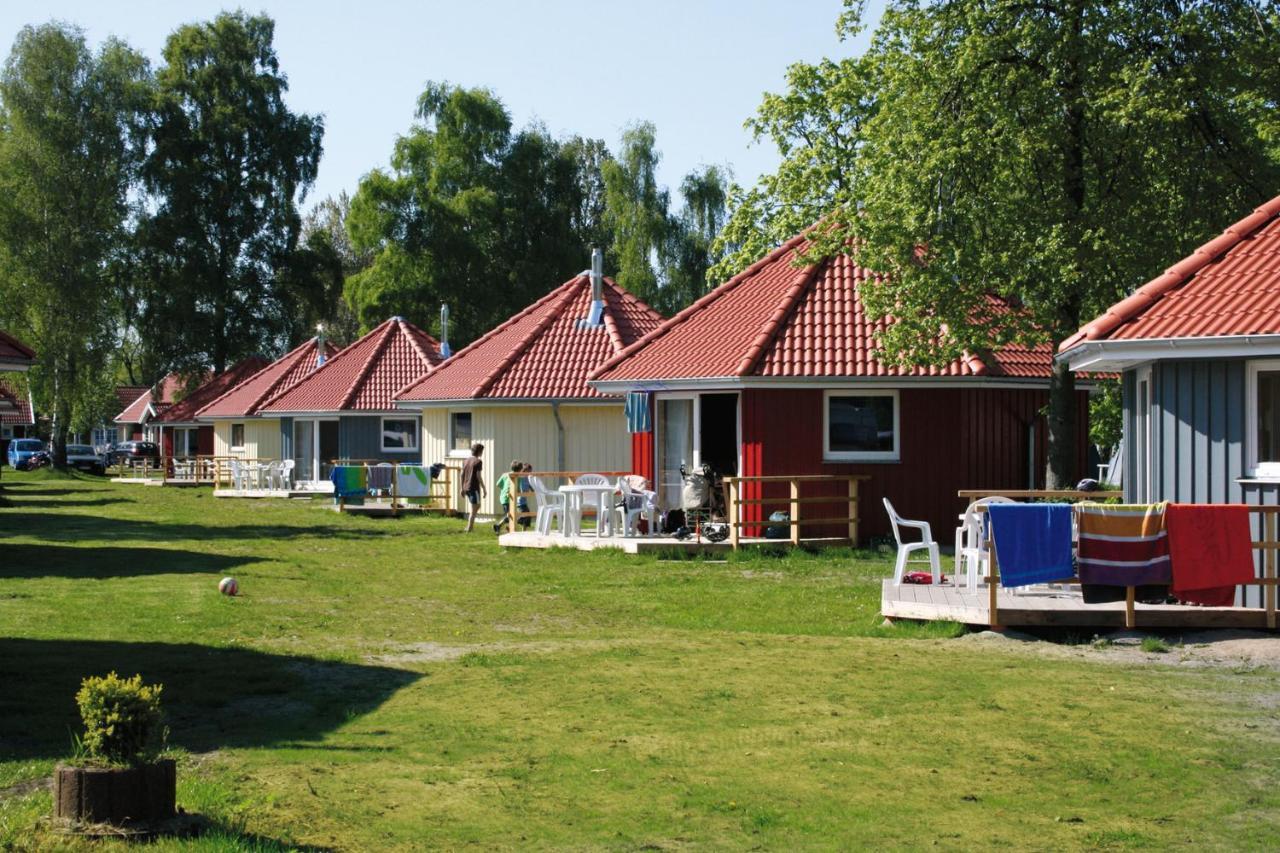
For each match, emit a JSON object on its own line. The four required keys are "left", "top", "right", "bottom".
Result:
{"left": 823, "top": 390, "right": 900, "bottom": 462}
{"left": 381, "top": 417, "right": 418, "bottom": 452}
{"left": 230, "top": 423, "right": 245, "bottom": 450}
{"left": 1248, "top": 360, "right": 1280, "bottom": 478}
{"left": 449, "top": 411, "right": 473, "bottom": 455}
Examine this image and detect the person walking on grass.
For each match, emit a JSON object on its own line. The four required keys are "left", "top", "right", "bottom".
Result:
{"left": 493, "top": 459, "right": 524, "bottom": 534}
{"left": 460, "top": 442, "right": 486, "bottom": 532}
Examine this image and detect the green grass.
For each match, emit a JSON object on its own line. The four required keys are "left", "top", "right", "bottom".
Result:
{"left": 1140, "top": 636, "right": 1171, "bottom": 654}
{"left": 2, "top": 470, "right": 1279, "bottom": 850}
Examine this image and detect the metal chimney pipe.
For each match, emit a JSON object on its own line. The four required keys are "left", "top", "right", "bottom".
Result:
{"left": 590, "top": 247, "right": 603, "bottom": 303}
{"left": 439, "top": 304, "right": 452, "bottom": 359}
{"left": 315, "top": 323, "right": 327, "bottom": 366}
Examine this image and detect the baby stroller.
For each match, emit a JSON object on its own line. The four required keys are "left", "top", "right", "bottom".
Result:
{"left": 677, "top": 463, "right": 729, "bottom": 542}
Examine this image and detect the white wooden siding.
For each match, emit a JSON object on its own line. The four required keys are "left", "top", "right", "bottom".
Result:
{"left": 212, "top": 419, "right": 282, "bottom": 460}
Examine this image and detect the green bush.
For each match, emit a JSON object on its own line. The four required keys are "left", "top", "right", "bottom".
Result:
{"left": 74, "top": 672, "right": 163, "bottom": 764}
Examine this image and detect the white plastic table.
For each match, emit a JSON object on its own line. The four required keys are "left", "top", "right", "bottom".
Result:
{"left": 559, "top": 484, "right": 617, "bottom": 537}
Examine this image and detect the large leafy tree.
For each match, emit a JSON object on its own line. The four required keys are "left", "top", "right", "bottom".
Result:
{"left": 601, "top": 122, "right": 671, "bottom": 304}
{"left": 726, "top": 0, "right": 1280, "bottom": 486}
{"left": 138, "top": 11, "right": 323, "bottom": 374}
{"left": 346, "top": 83, "right": 611, "bottom": 345}
{"left": 0, "top": 23, "right": 150, "bottom": 464}
{"left": 659, "top": 165, "right": 730, "bottom": 314}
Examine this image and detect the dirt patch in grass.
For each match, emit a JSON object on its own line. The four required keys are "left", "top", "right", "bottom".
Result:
{"left": 957, "top": 628, "right": 1280, "bottom": 670}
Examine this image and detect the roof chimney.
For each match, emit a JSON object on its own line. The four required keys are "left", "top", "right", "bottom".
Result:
{"left": 585, "top": 247, "right": 605, "bottom": 327}
{"left": 439, "top": 304, "right": 452, "bottom": 359}
{"left": 315, "top": 323, "right": 327, "bottom": 367}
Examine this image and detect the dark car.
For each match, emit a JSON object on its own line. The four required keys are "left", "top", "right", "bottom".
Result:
{"left": 66, "top": 443, "right": 106, "bottom": 475}
{"left": 104, "top": 440, "right": 160, "bottom": 469}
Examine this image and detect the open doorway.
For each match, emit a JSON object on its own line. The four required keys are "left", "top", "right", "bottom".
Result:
{"left": 699, "top": 393, "right": 739, "bottom": 478}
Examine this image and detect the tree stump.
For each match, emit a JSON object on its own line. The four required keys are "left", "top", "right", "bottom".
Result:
{"left": 54, "top": 760, "right": 175, "bottom": 827}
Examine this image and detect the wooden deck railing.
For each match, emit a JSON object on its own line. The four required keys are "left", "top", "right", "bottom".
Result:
{"left": 722, "top": 475, "right": 870, "bottom": 549}
{"left": 968, "top": 491, "right": 1277, "bottom": 631}
{"left": 332, "top": 461, "right": 460, "bottom": 516}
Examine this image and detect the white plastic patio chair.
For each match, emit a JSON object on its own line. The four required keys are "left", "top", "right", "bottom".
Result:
{"left": 263, "top": 461, "right": 281, "bottom": 490}
{"left": 883, "top": 497, "right": 942, "bottom": 586}
{"left": 954, "top": 496, "right": 1016, "bottom": 591}
{"left": 616, "top": 476, "right": 658, "bottom": 537}
{"left": 229, "top": 459, "right": 244, "bottom": 491}
{"left": 530, "top": 475, "right": 565, "bottom": 535}
{"left": 279, "top": 459, "right": 295, "bottom": 489}
{"left": 571, "top": 473, "right": 612, "bottom": 535}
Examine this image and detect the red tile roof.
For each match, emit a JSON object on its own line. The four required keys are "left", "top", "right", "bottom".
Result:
{"left": 261, "top": 317, "right": 442, "bottom": 413}
{"left": 395, "top": 275, "right": 663, "bottom": 402}
{"left": 114, "top": 373, "right": 188, "bottom": 424}
{"left": 591, "top": 231, "right": 1055, "bottom": 385}
{"left": 0, "top": 380, "right": 33, "bottom": 426}
{"left": 114, "top": 386, "right": 149, "bottom": 416}
{"left": 197, "top": 338, "right": 339, "bottom": 419}
{"left": 1061, "top": 196, "right": 1280, "bottom": 351}
{"left": 0, "top": 330, "right": 35, "bottom": 367}
{"left": 153, "top": 357, "right": 270, "bottom": 425}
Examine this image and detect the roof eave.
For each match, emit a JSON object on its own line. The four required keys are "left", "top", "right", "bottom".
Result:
{"left": 589, "top": 374, "right": 1068, "bottom": 393}
{"left": 1060, "top": 333, "right": 1280, "bottom": 372}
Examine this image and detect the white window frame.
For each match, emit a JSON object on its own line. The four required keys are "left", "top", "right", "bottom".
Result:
{"left": 447, "top": 411, "right": 474, "bottom": 458}
{"left": 1246, "top": 359, "right": 1280, "bottom": 479}
{"left": 380, "top": 416, "right": 419, "bottom": 453}
{"left": 823, "top": 389, "right": 900, "bottom": 462}
{"left": 230, "top": 423, "right": 246, "bottom": 451}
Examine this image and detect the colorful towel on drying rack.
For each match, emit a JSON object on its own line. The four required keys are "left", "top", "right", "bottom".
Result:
{"left": 1076, "top": 503, "right": 1170, "bottom": 587}
{"left": 1166, "top": 503, "right": 1256, "bottom": 606}
{"left": 988, "top": 503, "right": 1075, "bottom": 588}
{"left": 395, "top": 464, "right": 434, "bottom": 498}
{"left": 330, "top": 465, "right": 368, "bottom": 498}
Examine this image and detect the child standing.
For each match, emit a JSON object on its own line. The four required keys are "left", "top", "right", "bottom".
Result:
{"left": 460, "top": 442, "right": 486, "bottom": 532}
{"left": 493, "top": 460, "right": 524, "bottom": 533}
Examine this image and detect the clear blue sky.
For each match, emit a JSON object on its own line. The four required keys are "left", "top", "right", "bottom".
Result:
{"left": 2, "top": 1, "right": 882, "bottom": 209}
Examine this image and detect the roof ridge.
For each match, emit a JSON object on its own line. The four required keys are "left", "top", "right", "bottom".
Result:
{"left": 1060, "top": 194, "right": 1280, "bottom": 351}
{"left": 590, "top": 230, "right": 813, "bottom": 381}
{"left": 400, "top": 319, "right": 442, "bottom": 368}
{"left": 734, "top": 257, "right": 824, "bottom": 376}
{"left": 261, "top": 318, "right": 393, "bottom": 410}
{"left": 601, "top": 285, "right": 626, "bottom": 354}
{"left": 340, "top": 319, "right": 398, "bottom": 410}
{"left": 195, "top": 337, "right": 319, "bottom": 418}
{"left": 472, "top": 277, "right": 584, "bottom": 399}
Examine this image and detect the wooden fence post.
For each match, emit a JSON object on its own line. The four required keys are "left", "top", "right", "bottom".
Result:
{"left": 1124, "top": 586, "right": 1136, "bottom": 630}
{"left": 789, "top": 479, "right": 800, "bottom": 546}
{"left": 727, "top": 479, "right": 740, "bottom": 550}
{"left": 987, "top": 527, "right": 1000, "bottom": 629}
{"left": 847, "top": 476, "right": 859, "bottom": 546}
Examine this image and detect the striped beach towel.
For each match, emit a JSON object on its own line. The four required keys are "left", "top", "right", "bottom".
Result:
{"left": 1076, "top": 502, "right": 1171, "bottom": 586}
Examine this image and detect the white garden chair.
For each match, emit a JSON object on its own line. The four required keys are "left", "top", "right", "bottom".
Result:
{"left": 530, "top": 475, "right": 565, "bottom": 535}
{"left": 570, "top": 473, "right": 612, "bottom": 535}
{"left": 883, "top": 497, "right": 942, "bottom": 586}
{"left": 616, "top": 476, "right": 658, "bottom": 537}
{"left": 279, "top": 459, "right": 295, "bottom": 489}
{"left": 229, "top": 459, "right": 244, "bottom": 491}
{"left": 954, "top": 496, "right": 1016, "bottom": 591}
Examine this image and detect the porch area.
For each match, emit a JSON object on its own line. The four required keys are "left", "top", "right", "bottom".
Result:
{"left": 497, "top": 529, "right": 851, "bottom": 554}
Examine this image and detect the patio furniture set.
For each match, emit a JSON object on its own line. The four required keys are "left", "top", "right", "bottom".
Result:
{"left": 524, "top": 474, "right": 658, "bottom": 539}
{"left": 227, "top": 458, "right": 296, "bottom": 491}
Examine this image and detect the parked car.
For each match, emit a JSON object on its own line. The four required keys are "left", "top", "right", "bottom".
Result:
{"left": 65, "top": 443, "right": 106, "bottom": 475}
{"left": 104, "top": 440, "right": 160, "bottom": 469}
{"left": 7, "top": 438, "right": 45, "bottom": 470}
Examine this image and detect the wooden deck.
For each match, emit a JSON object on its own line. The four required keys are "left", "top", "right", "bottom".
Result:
{"left": 498, "top": 530, "right": 851, "bottom": 555}
{"left": 881, "top": 580, "right": 1277, "bottom": 630}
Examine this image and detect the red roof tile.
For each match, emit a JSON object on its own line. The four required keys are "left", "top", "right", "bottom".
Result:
{"left": 261, "top": 317, "right": 442, "bottom": 413}
{"left": 114, "top": 386, "right": 149, "bottom": 415}
{"left": 114, "top": 373, "right": 189, "bottom": 424}
{"left": 197, "top": 338, "right": 339, "bottom": 418}
{"left": 0, "top": 380, "right": 33, "bottom": 426}
{"left": 591, "top": 231, "right": 1055, "bottom": 385}
{"left": 1061, "top": 195, "right": 1280, "bottom": 351}
{"left": 153, "top": 357, "right": 270, "bottom": 425}
{"left": 394, "top": 275, "right": 663, "bottom": 402}
{"left": 0, "top": 330, "right": 35, "bottom": 367}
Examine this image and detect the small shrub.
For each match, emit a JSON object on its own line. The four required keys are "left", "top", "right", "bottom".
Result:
{"left": 74, "top": 672, "right": 164, "bottom": 765}
{"left": 1140, "top": 636, "right": 1170, "bottom": 654}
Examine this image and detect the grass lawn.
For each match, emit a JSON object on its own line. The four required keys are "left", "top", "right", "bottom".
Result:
{"left": 1, "top": 470, "right": 1278, "bottom": 850}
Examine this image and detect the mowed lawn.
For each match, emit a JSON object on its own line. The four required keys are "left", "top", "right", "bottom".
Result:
{"left": 1, "top": 472, "right": 1278, "bottom": 850}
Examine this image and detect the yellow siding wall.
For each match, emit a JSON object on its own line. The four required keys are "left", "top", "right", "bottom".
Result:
{"left": 418, "top": 403, "right": 629, "bottom": 516}
{"left": 212, "top": 419, "right": 282, "bottom": 460}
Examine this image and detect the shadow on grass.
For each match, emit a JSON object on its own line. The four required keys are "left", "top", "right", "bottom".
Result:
{"left": 0, "top": 511, "right": 390, "bottom": 544}
{"left": 0, "top": 638, "right": 418, "bottom": 761}
{"left": 7, "top": 496, "right": 131, "bottom": 508}
{"left": 0, "top": 543, "right": 261, "bottom": 580}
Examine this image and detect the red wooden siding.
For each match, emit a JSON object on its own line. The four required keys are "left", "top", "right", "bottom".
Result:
{"left": 740, "top": 387, "right": 1091, "bottom": 543}
{"left": 631, "top": 430, "right": 654, "bottom": 487}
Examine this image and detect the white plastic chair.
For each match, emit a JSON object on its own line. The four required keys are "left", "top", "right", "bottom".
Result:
{"left": 229, "top": 459, "right": 244, "bottom": 491}
{"left": 279, "top": 459, "right": 295, "bottom": 489}
{"left": 954, "top": 496, "right": 1016, "bottom": 591}
{"left": 616, "top": 476, "right": 658, "bottom": 537}
{"left": 530, "top": 475, "right": 565, "bottom": 534}
{"left": 883, "top": 497, "right": 942, "bottom": 586}
{"left": 571, "top": 473, "right": 612, "bottom": 535}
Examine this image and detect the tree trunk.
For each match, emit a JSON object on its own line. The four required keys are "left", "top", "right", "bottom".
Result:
{"left": 1046, "top": 357, "right": 1078, "bottom": 489}
{"left": 51, "top": 364, "right": 70, "bottom": 470}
